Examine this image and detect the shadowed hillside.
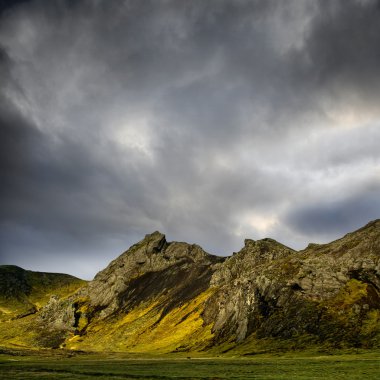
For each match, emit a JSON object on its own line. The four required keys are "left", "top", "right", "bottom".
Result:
{"left": 0, "top": 265, "right": 86, "bottom": 321}
{"left": 0, "top": 266, "right": 86, "bottom": 348}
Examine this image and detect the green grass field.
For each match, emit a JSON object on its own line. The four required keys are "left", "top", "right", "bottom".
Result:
{"left": 0, "top": 351, "right": 379, "bottom": 379}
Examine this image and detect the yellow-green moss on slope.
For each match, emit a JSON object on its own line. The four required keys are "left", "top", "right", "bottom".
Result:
{"left": 66, "top": 289, "right": 215, "bottom": 353}
{"left": 0, "top": 314, "right": 40, "bottom": 349}
{"left": 326, "top": 279, "right": 368, "bottom": 309}
{"left": 317, "top": 279, "right": 380, "bottom": 347}
{"left": 28, "top": 275, "right": 86, "bottom": 310}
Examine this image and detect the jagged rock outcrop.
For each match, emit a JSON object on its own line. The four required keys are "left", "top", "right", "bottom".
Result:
{"left": 203, "top": 238, "right": 296, "bottom": 342}
{"left": 1, "top": 221, "right": 379, "bottom": 352}
{"left": 87, "top": 231, "right": 223, "bottom": 318}
{"left": 204, "top": 220, "right": 380, "bottom": 348}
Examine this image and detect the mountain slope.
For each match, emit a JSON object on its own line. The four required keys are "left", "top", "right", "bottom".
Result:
{"left": 61, "top": 232, "right": 225, "bottom": 352}
{"left": 0, "top": 266, "right": 86, "bottom": 348}
{"left": 0, "top": 221, "right": 379, "bottom": 353}
{"left": 0, "top": 265, "right": 86, "bottom": 320}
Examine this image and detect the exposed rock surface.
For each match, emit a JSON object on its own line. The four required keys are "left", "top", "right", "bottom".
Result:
{"left": 204, "top": 220, "right": 380, "bottom": 347}
{"left": 87, "top": 231, "right": 224, "bottom": 318}
{"left": 203, "top": 238, "right": 296, "bottom": 342}
{"left": 1, "top": 221, "right": 379, "bottom": 352}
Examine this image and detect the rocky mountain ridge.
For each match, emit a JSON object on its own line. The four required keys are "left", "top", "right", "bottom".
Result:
{"left": 0, "top": 220, "right": 379, "bottom": 353}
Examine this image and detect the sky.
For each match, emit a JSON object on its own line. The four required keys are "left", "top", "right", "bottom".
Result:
{"left": 0, "top": 0, "right": 380, "bottom": 280}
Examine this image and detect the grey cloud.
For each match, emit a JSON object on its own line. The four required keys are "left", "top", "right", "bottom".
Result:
{"left": 1, "top": 0, "right": 379, "bottom": 279}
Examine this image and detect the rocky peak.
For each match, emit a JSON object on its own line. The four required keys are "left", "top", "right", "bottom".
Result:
{"left": 144, "top": 231, "right": 167, "bottom": 254}
{"left": 243, "top": 238, "right": 295, "bottom": 261}
{"left": 211, "top": 237, "right": 295, "bottom": 284}
{"left": 87, "top": 231, "right": 222, "bottom": 317}
{"left": 205, "top": 237, "right": 297, "bottom": 341}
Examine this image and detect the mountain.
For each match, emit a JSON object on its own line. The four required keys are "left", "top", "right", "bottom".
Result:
{"left": 0, "top": 221, "right": 379, "bottom": 353}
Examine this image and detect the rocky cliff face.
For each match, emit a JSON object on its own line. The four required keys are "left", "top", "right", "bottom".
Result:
{"left": 203, "top": 220, "right": 380, "bottom": 349}
{"left": 203, "top": 238, "right": 296, "bottom": 342}
{"left": 87, "top": 231, "right": 224, "bottom": 318}
{"left": 1, "top": 221, "right": 379, "bottom": 353}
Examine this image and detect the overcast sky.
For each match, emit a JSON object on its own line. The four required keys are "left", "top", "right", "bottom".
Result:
{"left": 1, "top": 0, "right": 379, "bottom": 280}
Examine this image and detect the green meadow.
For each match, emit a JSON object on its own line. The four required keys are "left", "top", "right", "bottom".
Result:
{"left": 0, "top": 350, "right": 379, "bottom": 379}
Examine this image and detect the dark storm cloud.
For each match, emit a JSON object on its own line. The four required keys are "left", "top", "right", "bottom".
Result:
{"left": 298, "top": 0, "right": 380, "bottom": 90}
{"left": 0, "top": 0, "right": 379, "bottom": 278}
{"left": 0, "top": 0, "right": 31, "bottom": 15}
{"left": 284, "top": 180, "right": 380, "bottom": 241}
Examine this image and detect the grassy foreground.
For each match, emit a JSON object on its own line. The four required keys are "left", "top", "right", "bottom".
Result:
{"left": 0, "top": 350, "right": 379, "bottom": 379}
